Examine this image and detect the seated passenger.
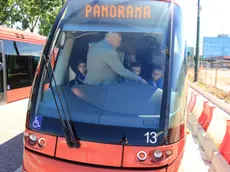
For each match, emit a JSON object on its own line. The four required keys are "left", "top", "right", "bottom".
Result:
{"left": 124, "top": 62, "right": 141, "bottom": 83}
{"left": 69, "top": 61, "right": 87, "bottom": 87}
{"left": 130, "top": 62, "right": 141, "bottom": 76}
{"left": 148, "top": 66, "right": 164, "bottom": 89}
{"left": 76, "top": 61, "right": 87, "bottom": 84}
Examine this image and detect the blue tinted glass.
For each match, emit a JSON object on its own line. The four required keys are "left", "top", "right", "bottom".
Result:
{"left": 3, "top": 40, "right": 43, "bottom": 56}
{"left": 16, "top": 42, "right": 43, "bottom": 56}
{"left": 168, "top": 4, "right": 186, "bottom": 129}
{"left": 3, "top": 40, "right": 17, "bottom": 55}
{"left": 3, "top": 41, "right": 43, "bottom": 90}
{"left": 203, "top": 37, "right": 230, "bottom": 58}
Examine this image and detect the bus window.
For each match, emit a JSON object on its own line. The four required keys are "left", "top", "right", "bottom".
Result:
{"left": 16, "top": 42, "right": 43, "bottom": 57}
{"left": 16, "top": 42, "right": 43, "bottom": 74}
{"left": 0, "top": 41, "right": 5, "bottom": 104}
{"left": 4, "top": 40, "right": 43, "bottom": 90}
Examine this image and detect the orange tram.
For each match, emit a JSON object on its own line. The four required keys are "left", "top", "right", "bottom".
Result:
{"left": 0, "top": 26, "right": 46, "bottom": 104}
{"left": 22, "top": 0, "right": 188, "bottom": 171}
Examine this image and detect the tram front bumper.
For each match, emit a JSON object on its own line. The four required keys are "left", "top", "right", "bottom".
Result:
{"left": 23, "top": 149, "right": 168, "bottom": 172}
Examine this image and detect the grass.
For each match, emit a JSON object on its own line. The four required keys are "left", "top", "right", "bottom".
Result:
{"left": 188, "top": 76, "right": 230, "bottom": 104}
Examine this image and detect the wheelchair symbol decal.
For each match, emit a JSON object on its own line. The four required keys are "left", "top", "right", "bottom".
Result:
{"left": 32, "top": 116, "right": 43, "bottom": 129}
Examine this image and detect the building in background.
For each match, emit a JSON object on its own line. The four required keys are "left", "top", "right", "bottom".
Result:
{"left": 203, "top": 34, "right": 230, "bottom": 60}
{"left": 187, "top": 47, "right": 195, "bottom": 59}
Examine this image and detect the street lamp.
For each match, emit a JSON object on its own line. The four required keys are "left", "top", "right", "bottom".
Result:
{"left": 194, "top": 0, "right": 201, "bottom": 82}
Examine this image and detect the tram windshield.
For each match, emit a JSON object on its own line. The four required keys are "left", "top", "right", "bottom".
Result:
{"left": 32, "top": 0, "right": 187, "bottom": 145}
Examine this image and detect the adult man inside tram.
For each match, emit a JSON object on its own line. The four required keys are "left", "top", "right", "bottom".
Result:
{"left": 84, "top": 32, "right": 147, "bottom": 85}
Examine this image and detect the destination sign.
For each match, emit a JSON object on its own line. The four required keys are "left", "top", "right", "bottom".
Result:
{"left": 62, "top": 1, "right": 170, "bottom": 29}
{"left": 85, "top": 5, "right": 151, "bottom": 19}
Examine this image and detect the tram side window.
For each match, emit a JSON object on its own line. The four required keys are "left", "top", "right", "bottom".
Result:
{"left": 171, "top": 32, "right": 186, "bottom": 93}
{"left": 4, "top": 40, "right": 43, "bottom": 90}
{"left": 168, "top": 12, "right": 187, "bottom": 129}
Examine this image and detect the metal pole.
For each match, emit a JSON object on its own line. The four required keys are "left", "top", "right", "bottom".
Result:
{"left": 215, "top": 61, "right": 218, "bottom": 87}
{"left": 194, "top": 0, "right": 200, "bottom": 82}
{"left": 205, "top": 61, "right": 207, "bottom": 84}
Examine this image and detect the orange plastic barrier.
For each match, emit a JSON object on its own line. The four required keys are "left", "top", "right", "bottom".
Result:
{"left": 219, "top": 120, "right": 230, "bottom": 164}
{"left": 187, "top": 91, "right": 199, "bottom": 112}
{"left": 198, "top": 101, "right": 208, "bottom": 125}
{"left": 198, "top": 101, "right": 215, "bottom": 131}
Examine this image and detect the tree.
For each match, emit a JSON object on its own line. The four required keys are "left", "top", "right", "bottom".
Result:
{"left": 16, "top": 0, "right": 62, "bottom": 33}
{"left": 38, "top": 3, "right": 62, "bottom": 36}
{"left": 0, "top": 0, "right": 20, "bottom": 27}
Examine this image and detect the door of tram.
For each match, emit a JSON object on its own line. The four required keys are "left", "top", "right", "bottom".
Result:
{"left": 0, "top": 40, "right": 6, "bottom": 105}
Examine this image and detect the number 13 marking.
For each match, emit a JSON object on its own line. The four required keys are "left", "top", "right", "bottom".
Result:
{"left": 144, "top": 132, "right": 157, "bottom": 144}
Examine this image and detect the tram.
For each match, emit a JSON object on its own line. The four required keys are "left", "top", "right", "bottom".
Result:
{"left": 22, "top": 0, "right": 188, "bottom": 171}
{"left": 0, "top": 26, "right": 46, "bottom": 104}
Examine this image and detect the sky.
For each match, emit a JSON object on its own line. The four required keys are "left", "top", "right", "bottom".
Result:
{"left": 182, "top": 0, "right": 230, "bottom": 49}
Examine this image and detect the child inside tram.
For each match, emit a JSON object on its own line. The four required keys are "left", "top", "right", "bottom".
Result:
{"left": 130, "top": 62, "right": 141, "bottom": 76}
{"left": 148, "top": 65, "right": 164, "bottom": 89}
{"left": 69, "top": 60, "right": 87, "bottom": 86}
{"left": 76, "top": 60, "right": 87, "bottom": 84}
{"left": 123, "top": 62, "right": 142, "bottom": 83}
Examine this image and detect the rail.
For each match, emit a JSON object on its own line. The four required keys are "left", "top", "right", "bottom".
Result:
{"left": 189, "top": 82, "right": 230, "bottom": 115}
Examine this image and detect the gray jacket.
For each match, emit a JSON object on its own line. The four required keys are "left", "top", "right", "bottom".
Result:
{"left": 84, "top": 40, "right": 142, "bottom": 85}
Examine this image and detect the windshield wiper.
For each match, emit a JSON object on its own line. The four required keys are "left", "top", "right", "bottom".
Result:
{"left": 43, "top": 55, "right": 80, "bottom": 148}
{"left": 159, "top": 46, "right": 170, "bottom": 145}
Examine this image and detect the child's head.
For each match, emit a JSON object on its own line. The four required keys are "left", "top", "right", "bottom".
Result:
{"left": 130, "top": 62, "right": 141, "bottom": 76}
{"left": 77, "top": 61, "right": 87, "bottom": 75}
{"left": 152, "top": 66, "right": 163, "bottom": 81}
